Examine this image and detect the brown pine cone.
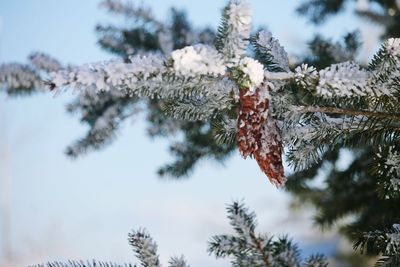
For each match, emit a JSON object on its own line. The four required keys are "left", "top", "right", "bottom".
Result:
{"left": 237, "top": 85, "right": 285, "bottom": 186}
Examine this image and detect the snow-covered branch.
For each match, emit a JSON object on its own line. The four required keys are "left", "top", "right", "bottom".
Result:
{"left": 43, "top": 0, "right": 400, "bottom": 187}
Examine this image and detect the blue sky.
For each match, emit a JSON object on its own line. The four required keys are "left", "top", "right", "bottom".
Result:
{"left": 0, "top": 1, "right": 381, "bottom": 266}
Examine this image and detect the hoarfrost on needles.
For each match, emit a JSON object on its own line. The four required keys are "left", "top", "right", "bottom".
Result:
{"left": 317, "top": 62, "right": 371, "bottom": 97}
{"left": 256, "top": 30, "right": 290, "bottom": 71}
{"left": 385, "top": 38, "right": 400, "bottom": 57}
{"left": 221, "top": 0, "right": 252, "bottom": 62}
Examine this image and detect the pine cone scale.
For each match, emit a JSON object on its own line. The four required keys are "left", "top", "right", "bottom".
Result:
{"left": 237, "top": 86, "right": 285, "bottom": 186}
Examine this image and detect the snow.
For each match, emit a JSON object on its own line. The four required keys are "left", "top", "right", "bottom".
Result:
{"left": 228, "top": 0, "right": 252, "bottom": 27}
{"left": 220, "top": 0, "right": 252, "bottom": 62}
{"left": 171, "top": 45, "right": 226, "bottom": 77}
{"left": 317, "top": 61, "right": 371, "bottom": 97}
{"left": 50, "top": 54, "right": 165, "bottom": 91}
{"left": 239, "top": 57, "right": 264, "bottom": 89}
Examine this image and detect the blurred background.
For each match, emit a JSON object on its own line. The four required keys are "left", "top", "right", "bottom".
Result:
{"left": 0, "top": 0, "right": 385, "bottom": 266}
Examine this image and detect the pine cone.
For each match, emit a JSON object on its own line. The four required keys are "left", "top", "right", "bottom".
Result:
{"left": 237, "top": 85, "right": 285, "bottom": 186}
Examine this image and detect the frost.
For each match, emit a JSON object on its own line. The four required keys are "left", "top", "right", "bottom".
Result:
{"left": 168, "top": 256, "right": 189, "bottom": 267}
{"left": 129, "top": 229, "right": 160, "bottom": 267}
{"left": 295, "top": 58, "right": 398, "bottom": 97}
{"left": 0, "top": 64, "right": 42, "bottom": 94}
{"left": 99, "top": 0, "right": 155, "bottom": 24}
{"left": 256, "top": 30, "right": 289, "bottom": 71}
{"left": 29, "top": 52, "right": 62, "bottom": 72}
{"left": 171, "top": 45, "right": 226, "bottom": 77}
{"left": 386, "top": 147, "right": 400, "bottom": 177}
{"left": 50, "top": 54, "right": 165, "bottom": 91}
{"left": 316, "top": 62, "right": 373, "bottom": 97}
{"left": 218, "top": 0, "right": 252, "bottom": 62}
{"left": 227, "top": 0, "right": 252, "bottom": 31}
{"left": 385, "top": 38, "right": 400, "bottom": 57}
{"left": 294, "top": 64, "right": 317, "bottom": 87}
{"left": 385, "top": 146, "right": 400, "bottom": 193}
{"left": 386, "top": 224, "right": 400, "bottom": 254}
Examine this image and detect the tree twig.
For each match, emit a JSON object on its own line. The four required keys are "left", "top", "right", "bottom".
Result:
{"left": 298, "top": 106, "right": 400, "bottom": 121}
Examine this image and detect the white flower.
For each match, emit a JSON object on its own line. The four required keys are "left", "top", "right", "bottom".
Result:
{"left": 239, "top": 57, "right": 264, "bottom": 88}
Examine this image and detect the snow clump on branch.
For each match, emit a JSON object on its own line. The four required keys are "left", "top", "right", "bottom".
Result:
{"left": 238, "top": 57, "right": 265, "bottom": 89}
{"left": 171, "top": 44, "right": 226, "bottom": 77}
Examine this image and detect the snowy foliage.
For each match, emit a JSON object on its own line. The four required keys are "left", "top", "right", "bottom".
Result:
{"left": 2, "top": 0, "right": 400, "bottom": 265}
{"left": 168, "top": 256, "right": 189, "bottom": 267}
{"left": 385, "top": 38, "right": 400, "bottom": 57}
{"left": 0, "top": 64, "right": 42, "bottom": 95}
{"left": 32, "top": 202, "right": 328, "bottom": 267}
{"left": 376, "top": 145, "right": 400, "bottom": 199}
{"left": 295, "top": 60, "right": 395, "bottom": 97}
{"left": 355, "top": 223, "right": 400, "bottom": 266}
{"left": 255, "top": 30, "right": 289, "bottom": 72}
{"left": 128, "top": 229, "right": 160, "bottom": 267}
{"left": 32, "top": 261, "right": 132, "bottom": 267}
{"left": 208, "top": 202, "right": 328, "bottom": 267}
{"left": 294, "top": 64, "right": 317, "bottom": 88}
{"left": 34, "top": 0, "right": 400, "bottom": 188}
{"left": 316, "top": 62, "right": 372, "bottom": 97}
{"left": 216, "top": 0, "right": 252, "bottom": 64}
{"left": 29, "top": 52, "right": 62, "bottom": 72}
{"left": 99, "top": 0, "right": 155, "bottom": 25}
{"left": 50, "top": 54, "right": 165, "bottom": 91}
{"left": 0, "top": 52, "right": 62, "bottom": 95}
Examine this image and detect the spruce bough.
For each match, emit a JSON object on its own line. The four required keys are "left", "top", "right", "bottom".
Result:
{"left": 1, "top": 0, "right": 400, "bottom": 265}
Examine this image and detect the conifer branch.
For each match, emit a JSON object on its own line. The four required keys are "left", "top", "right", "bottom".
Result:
{"left": 298, "top": 106, "right": 400, "bottom": 122}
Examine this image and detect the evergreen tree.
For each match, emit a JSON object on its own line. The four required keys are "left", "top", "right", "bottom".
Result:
{"left": 33, "top": 201, "right": 329, "bottom": 267}
{"left": 297, "top": 0, "right": 400, "bottom": 38}
{"left": 1, "top": 0, "right": 400, "bottom": 265}
{"left": 284, "top": 2, "right": 400, "bottom": 264}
